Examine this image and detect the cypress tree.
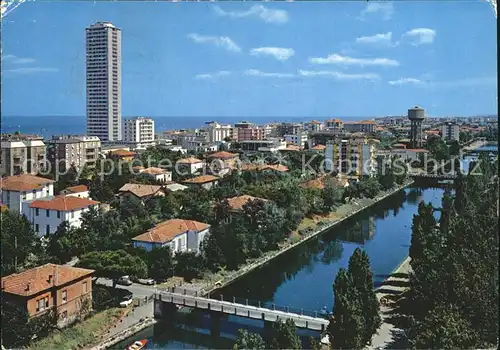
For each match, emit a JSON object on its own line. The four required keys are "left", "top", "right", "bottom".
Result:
{"left": 330, "top": 268, "right": 364, "bottom": 349}
{"left": 347, "top": 248, "right": 381, "bottom": 345}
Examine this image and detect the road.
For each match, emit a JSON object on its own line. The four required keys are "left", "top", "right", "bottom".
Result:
{"left": 96, "top": 278, "right": 204, "bottom": 299}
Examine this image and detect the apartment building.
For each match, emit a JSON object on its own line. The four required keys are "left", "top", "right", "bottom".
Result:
{"left": 441, "top": 122, "right": 460, "bottom": 141}
{"left": 325, "top": 138, "right": 377, "bottom": 176}
{"left": 234, "top": 122, "right": 265, "bottom": 141}
{"left": 46, "top": 135, "right": 101, "bottom": 172}
{"left": 277, "top": 123, "right": 302, "bottom": 137}
{"left": 0, "top": 134, "right": 46, "bottom": 176}
{"left": 86, "top": 22, "right": 122, "bottom": 141}
{"left": 1, "top": 264, "right": 94, "bottom": 327}
{"left": 239, "top": 139, "right": 287, "bottom": 153}
{"left": 343, "top": 120, "right": 377, "bottom": 134}
{"left": 0, "top": 174, "right": 54, "bottom": 213}
{"left": 204, "top": 122, "right": 233, "bottom": 142}
{"left": 325, "top": 118, "right": 343, "bottom": 130}
{"left": 304, "top": 120, "right": 324, "bottom": 132}
{"left": 123, "top": 117, "right": 155, "bottom": 147}
{"left": 22, "top": 195, "right": 100, "bottom": 236}
{"left": 132, "top": 219, "right": 210, "bottom": 254}
{"left": 284, "top": 132, "right": 308, "bottom": 147}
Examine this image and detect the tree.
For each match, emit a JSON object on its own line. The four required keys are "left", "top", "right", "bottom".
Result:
{"left": 1, "top": 211, "right": 39, "bottom": 275}
{"left": 45, "top": 221, "right": 78, "bottom": 264}
{"left": 347, "top": 248, "right": 380, "bottom": 345}
{"left": 322, "top": 177, "right": 343, "bottom": 212}
{"left": 267, "top": 318, "right": 302, "bottom": 349}
{"left": 148, "top": 246, "right": 174, "bottom": 282}
{"left": 329, "top": 269, "right": 364, "bottom": 349}
{"left": 77, "top": 250, "right": 147, "bottom": 287}
{"left": 233, "top": 329, "right": 265, "bottom": 350}
{"left": 174, "top": 251, "right": 204, "bottom": 282}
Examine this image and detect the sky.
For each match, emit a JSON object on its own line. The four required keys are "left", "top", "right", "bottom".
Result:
{"left": 1, "top": 0, "right": 498, "bottom": 119}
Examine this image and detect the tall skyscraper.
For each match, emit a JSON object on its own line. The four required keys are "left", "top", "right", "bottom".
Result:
{"left": 86, "top": 22, "right": 122, "bottom": 141}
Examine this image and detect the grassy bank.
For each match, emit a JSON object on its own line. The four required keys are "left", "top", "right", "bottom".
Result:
{"left": 29, "top": 308, "right": 125, "bottom": 350}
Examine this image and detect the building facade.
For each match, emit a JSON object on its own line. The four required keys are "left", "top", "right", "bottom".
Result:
{"left": 86, "top": 22, "right": 122, "bottom": 141}
{"left": 0, "top": 174, "right": 55, "bottom": 213}
{"left": 284, "top": 132, "right": 308, "bottom": 147}
{"left": 1, "top": 264, "right": 94, "bottom": 328}
{"left": 304, "top": 120, "right": 324, "bottom": 132}
{"left": 132, "top": 219, "right": 210, "bottom": 254}
{"left": 441, "top": 122, "right": 460, "bottom": 141}
{"left": 0, "top": 134, "right": 46, "bottom": 177}
{"left": 22, "top": 195, "right": 100, "bottom": 236}
{"left": 123, "top": 117, "right": 155, "bottom": 147}
{"left": 343, "top": 120, "right": 376, "bottom": 133}
{"left": 46, "top": 135, "right": 101, "bottom": 172}
{"left": 234, "top": 122, "right": 266, "bottom": 141}
{"left": 204, "top": 122, "right": 234, "bottom": 143}
{"left": 325, "top": 138, "right": 377, "bottom": 176}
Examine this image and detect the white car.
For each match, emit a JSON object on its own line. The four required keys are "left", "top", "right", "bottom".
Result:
{"left": 119, "top": 295, "right": 134, "bottom": 307}
{"left": 137, "top": 278, "right": 155, "bottom": 285}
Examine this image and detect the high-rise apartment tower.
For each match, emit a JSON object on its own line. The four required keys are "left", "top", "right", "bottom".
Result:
{"left": 86, "top": 22, "right": 122, "bottom": 141}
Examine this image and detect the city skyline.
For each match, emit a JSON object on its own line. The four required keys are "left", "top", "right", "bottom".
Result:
{"left": 1, "top": 1, "right": 498, "bottom": 119}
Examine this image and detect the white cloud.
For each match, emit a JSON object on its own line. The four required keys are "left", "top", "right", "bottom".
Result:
{"left": 309, "top": 53, "right": 399, "bottom": 67}
{"left": 2, "top": 54, "right": 36, "bottom": 64}
{"left": 214, "top": 5, "right": 288, "bottom": 24}
{"left": 403, "top": 28, "right": 436, "bottom": 45}
{"left": 250, "top": 47, "right": 295, "bottom": 61}
{"left": 356, "top": 32, "right": 398, "bottom": 47}
{"left": 187, "top": 33, "right": 241, "bottom": 52}
{"left": 244, "top": 69, "right": 295, "bottom": 78}
{"left": 359, "top": 2, "right": 394, "bottom": 21}
{"left": 3, "top": 67, "right": 58, "bottom": 74}
{"left": 194, "top": 71, "right": 231, "bottom": 80}
{"left": 298, "top": 70, "right": 380, "bottom": 81}
{"left": 388, "top": 78, "right": 424, "bottom": 86}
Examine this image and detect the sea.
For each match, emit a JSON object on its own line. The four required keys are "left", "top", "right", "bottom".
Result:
{"left": 1, "top": 115, "right": 368, "bottom": 139}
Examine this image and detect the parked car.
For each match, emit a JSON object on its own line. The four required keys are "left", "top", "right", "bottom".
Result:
{"left": 119, "top": 294, "right": 134, "bottom": 307}
{"left": 137, "top": 278, "right": 155, "bottom": 285}
{"left": 116, "top": 276, "right": 132, "bottom": 286}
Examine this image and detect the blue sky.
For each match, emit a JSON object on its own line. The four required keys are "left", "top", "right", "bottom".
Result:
{"left": 1, "top": 1, "right": 497, "bottom": 118}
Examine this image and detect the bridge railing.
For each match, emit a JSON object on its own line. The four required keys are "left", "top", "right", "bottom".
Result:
{"left": 156, "top": 288, "right": 330, "bottom": 320}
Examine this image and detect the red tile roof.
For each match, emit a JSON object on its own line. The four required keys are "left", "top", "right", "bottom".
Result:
{"left": 0, "top": 174, "right": 54, "bottom": 192}
{"left": 109, "top": 149, "right": 136, "bottom": 157}
{"left": 133, "top": 219, "right": 210, "bottom": 243}
{"left": 29, "top": 195, "right": 99, "bottom": 211}
{"left": 1, "top": 264, "right": 94, "bottom": 297}
{"left": 311, "top": 145, "right": 326, "bottom": 150}
{"left": 226, "top": 195, "right": 269, "bottom": 211}
{"left": 141, "top": 167, "right": 169, "bottom": 175}
{"left": 176, "top": 157, "right": 203, "bottom": 164}
{"left": 183, "top": 175, "right": 220, "bottom": 184}
{"left": 207, "top": 151, "right": 239, "bottom": 159}
{"left": 63, "top": 185, "right": 88, "bottom": 193}
{"left": 119, "top": 183, "right": 164, "bottom": 198}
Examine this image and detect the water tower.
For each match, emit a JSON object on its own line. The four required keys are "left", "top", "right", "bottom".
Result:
{"left": 408, "top": 106, "right": 426, "bottom": 148}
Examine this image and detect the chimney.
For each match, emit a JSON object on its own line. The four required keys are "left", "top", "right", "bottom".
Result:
{"left": 25, "top": 283, "right": 30, "bottom": 292}
{"left": 48, "top": 274, "right": 53, "bottom": 284}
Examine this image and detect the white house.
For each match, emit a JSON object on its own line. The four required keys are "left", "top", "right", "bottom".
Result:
{"left": 132, "top": 219, "right": 210, "bottom": 254}
{"left": 118, "top": 183, "right": 165, "bottom": 203}
{"left": 133, "top": 167, "right": 173, "bottom": 183}
{"left": 60, "top": 185, "right": 90, "bottom": 199}
{"left": 175, "top": 157, "right": 205, "bottom": 175}
{"left": 22, "top": 195, "right": 100, "bottom": 236}
{"left": 0, "top": 174, "right": 54, "bottom": 214}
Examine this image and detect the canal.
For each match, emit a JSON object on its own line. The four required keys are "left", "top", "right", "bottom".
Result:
{"left": 115, "top": 184, "right": 446, "bottom": 349}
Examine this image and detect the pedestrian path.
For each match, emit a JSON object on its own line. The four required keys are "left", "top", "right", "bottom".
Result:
{"left": 368, "top": 257, "right": 411, "bottom": 350}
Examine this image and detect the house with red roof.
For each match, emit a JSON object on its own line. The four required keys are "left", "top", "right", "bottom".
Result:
{"left": 1, "top": 264, "right": 94, "bottom": 327}
{"left": 132, "top": 219, "right": 210, "bottom": 253}
{"left": 22, "top": 195, "right": 100, "bottom": 236}
{"left": 0, "top": 174, "right": 54, "bottom": 213}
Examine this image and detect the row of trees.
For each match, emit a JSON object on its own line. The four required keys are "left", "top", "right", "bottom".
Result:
{"left": 404, "top": 153, "right": 498, "bottom": 348}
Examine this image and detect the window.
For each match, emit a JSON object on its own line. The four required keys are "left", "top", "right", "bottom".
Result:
{"left": 62, "top": 290, "right": 67, "bottom": 303}
{"left": 71, "top": 211, "right": 75, "bottom": 219}
{"left": 46, "top": 209, "right": 50, "bottom": 218}
{"left": 82, "top": 281, "right": 88, "bottom": 294}
{"left": 36, "top": 208, "right": 39, "bottom": 216}
{"left": 32, "top": 190, "right": 37, "bottom": 198}
{"left": 57, "top": 211, "right": 61, "bottom": 219}
{"left": 35, "top": 224, "right": 39, "bottom": 233}
{"left": 46, "top": 225, "right": 50, "bottom": 234}
{"left": 45, "top": 297, "right": 49, "bottom": 308}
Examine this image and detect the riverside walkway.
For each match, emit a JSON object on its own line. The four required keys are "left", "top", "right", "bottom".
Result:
{"left": 154, "top": 289, "right": 330, "bottom": 331}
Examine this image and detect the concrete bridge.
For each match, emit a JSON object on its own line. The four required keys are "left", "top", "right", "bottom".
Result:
{"left": 153, "top": 290, "right": 330, "bottom": 332}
